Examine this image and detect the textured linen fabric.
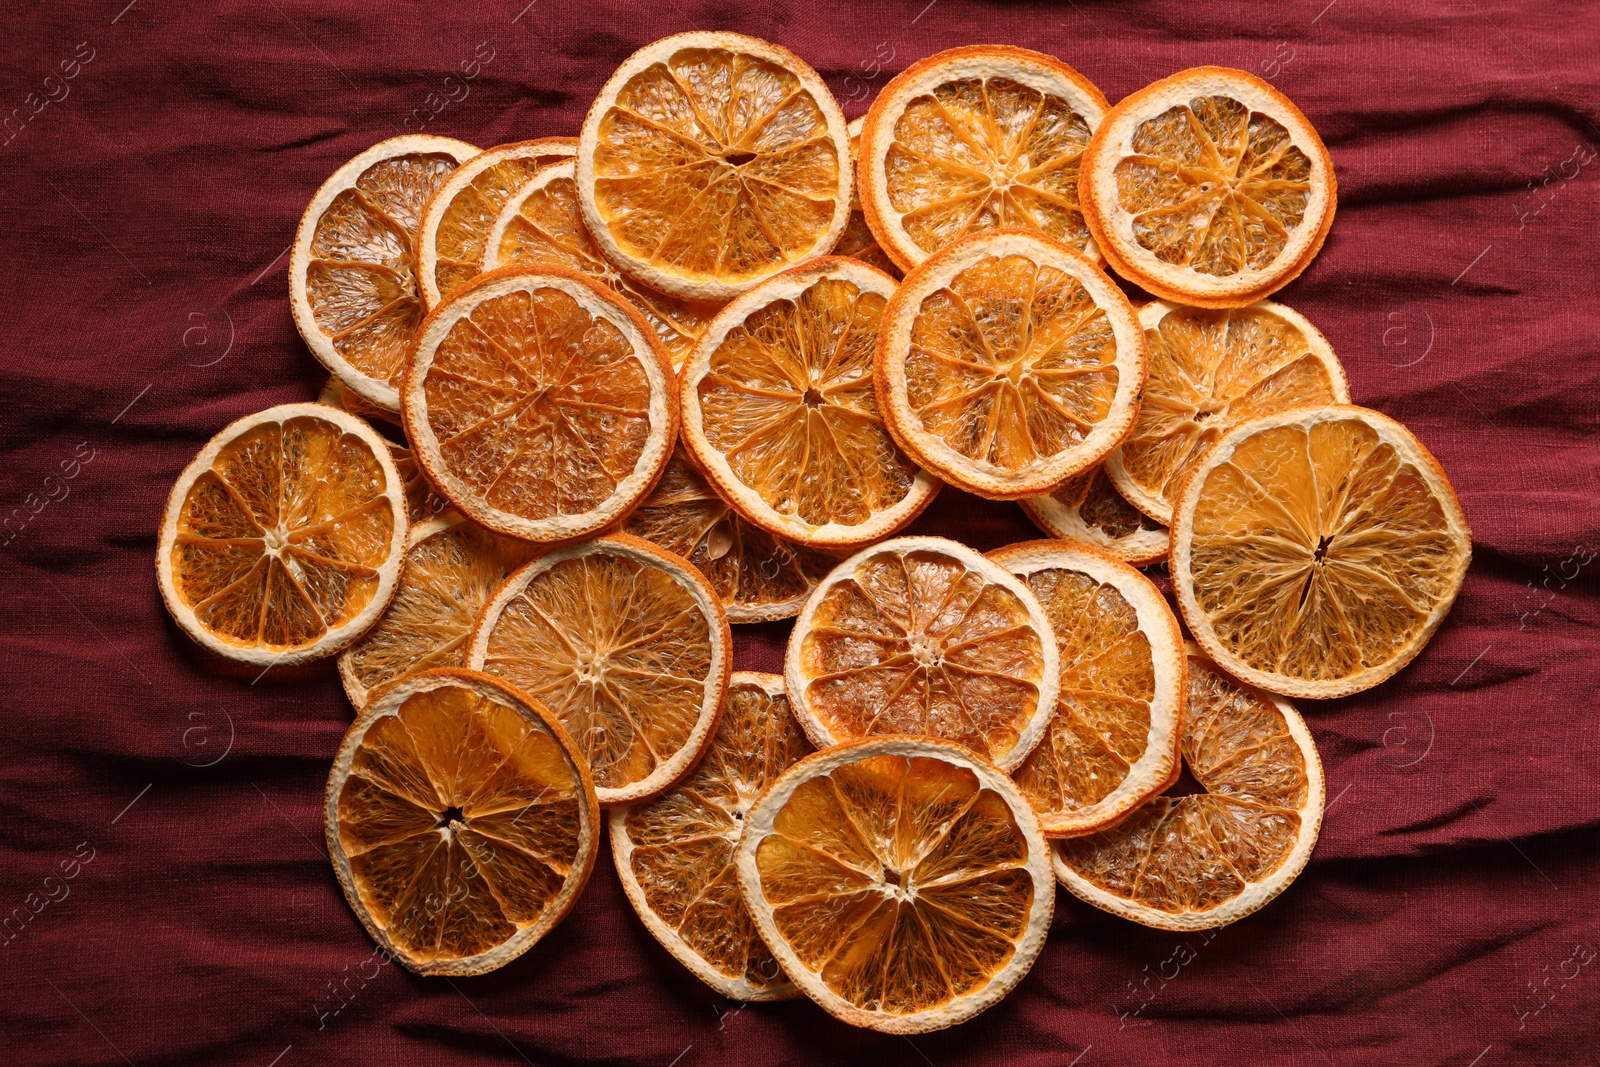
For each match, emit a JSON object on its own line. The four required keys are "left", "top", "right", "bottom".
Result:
{"left": 2, "top": 2, "right": 1598, "bottom": 1064}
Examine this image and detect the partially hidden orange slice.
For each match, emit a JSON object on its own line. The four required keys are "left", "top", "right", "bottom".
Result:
{"left": 1171, "top": 405, "right": 1472, "bottom": 698}
{"left": 612, "top": 672, "right": 811, "bottom": 1000}
{"left": 785, "top": 535, "right": 1058, "bottom": 771}
{"left": 858, "top": 45, "right": 1108, "bottom": 271}
{"left": 156, "top": 402, "right": 407, "bottom": 666}
{"left": 1055, "top": 644, "right": 1323, "bottom": 930}
{"left": 835, "top": 118, "right": 901, "bottom": 277}
{"left": 682, "top": 257, "right": 940, "bottom": 547}
{"left": 577, "top": 31, "right": 853, "bottom": 301}
{"left": 1019, "top": 466, "right": 1170, "bottom": 566}
{"left": 736, "top": 735, "right": 1054, "bottom": 1033}
{"left": 467, "top": 533, "right": 732, "bottom": 804}
{"left": 877, "top": 229, "right": 1146, "bottom": 499}
{"left": 988, "top": 540, "right": 1185, "bottom": 836}
{"left": 325, "top": 668, "right": 599, "bottom": 974}
{"left": 291, "top": 135, "right": 479, "bottom": 411}
{"left": 415, "top": 138, "right": 577, "bottom": 310}
{"left": 1106, "top": 299, "right": 1349, "bottom": 525}
{"left": 1080, "top": 67, "right": 1336, "bottom": 308}
{"left": 401, "top": 267, "right": 676, "bottom": 543}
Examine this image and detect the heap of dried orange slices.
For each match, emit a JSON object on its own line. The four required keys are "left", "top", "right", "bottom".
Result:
{"left": 156, "top": 34, "right": 1472, "bottom": 1033}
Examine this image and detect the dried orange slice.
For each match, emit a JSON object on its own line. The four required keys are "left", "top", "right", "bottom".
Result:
{"left": 877, "top": 230, "right": 1146, "bottom": 499}
{"left": 987, "top": 540, "right": 1185, "bottom": 836}
{"left": 612, "top": 672, "right": 811, "bottom": 1000}
{"left": 1019, "top": 466, "right": 1169, "bottom": 566}
{"left": 483, "top": 160, "right": 720, "bottom": 372}
{"left": 858, "top": 45, "right": 1108, "bottom": 271}
{"left": 785, "top": 536, "right": 1058, "bottom": 771}
{"left": 735, "top": 735, "right": 1053, "bottom": 1033}
{"left": 1054, "top": 645, "right": 1323, "bottom": 929}
{"left": 466, "top": 533, "right": 732, "bottom": 805}
{"left": 682, "top": 257, "right": 940, "bottom": 547}
{"left": 156, "top": 402, "right": 407, "bottom": 666}
{"left": 623, "top": 449, "right": 839, "bottom": 623}
{"left": 291, "top": 135, "right": 479, "bottom": 411}
{"left": 318, "top": 375, "right": 400, "bottom": 427}
{"left": 415, "top": 138, "right": 576, "bottom": 309}
{"left": 338, "top": 514, "right": 535, "bottom": 710}
{"left": 834, "top": 118, "right": 900, "bottom": 277}
{"left": 325, "top": 668, "right": 599, "bottom": 974}
{"left": 576, "top": 31, "right": 852, "bottom": 301}
{"left": 1171, "top": 405, "right": 1472, "bottom": 698}
{"left": 1080, "top": 67, "right": 1336, "bottom": 308}
{"left": 401, "top": 267, "right": 676, "bottom": 544}
{"left": 1107, "top": 299, "right": 1349, "bottom": 525}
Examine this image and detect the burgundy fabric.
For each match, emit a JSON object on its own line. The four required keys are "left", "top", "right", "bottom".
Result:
{"left": 3, "top": 2, "right": 1597, "bottom": 1064}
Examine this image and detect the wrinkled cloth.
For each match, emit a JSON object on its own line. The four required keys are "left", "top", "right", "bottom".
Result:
{"left": 2, "top": 1, "right": 1598, "bottom": 1064}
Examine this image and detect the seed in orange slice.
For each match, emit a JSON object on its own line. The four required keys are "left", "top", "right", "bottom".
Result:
{"left": 735, "top": 735, "right": 1053, "bottom": 1033}
{"left": 785, "top": 535, "right": 1058, "bottom": 771}
{"left": 325, "top": 668, "right": 599, "bottom": 974}
{"left": 401, "top": 267, "right": 676, "bottom": 544}
{"left": 415, "top": 138, "right": 578, "bottom": 310}
{"left": 858, "top": 45, "right": 1109, "bottom": 272}
{"left": 1079, "top": 67, "right": 1336, "bottom": 308}
{"left": 681, "top": 257, "right": 939, "bottom": 548}
{"left": 576, "top": 31, "right": 853, "bottom": 301}
{"left": 834, "top": 118, "right": 901, "bottom": 278}
{"left": 291, "top": 135, "right": 480, "bottom": 411}
{"left": 1171, "top": 404, "right": 1472, "bottom": 699}
{"left": 1054, "top": 644, "right": 1323, "bottom": 929}
{"left": 1019, "top": 466, "right": 1170, "bottom": 566}
{"left": 483, "top": 160, "right": 721, "bottom": 373}
{"left": 877, "top": 229, "right": 1146, "bottom": 499}
{"left": 612, "top": 672, "right": 811, "bottom": 1000}
{"left": 988, "top": 540, "right": 1185, "bottom": 836}
{"left": 338, "top": 514, "right": 536, "bottom": 710}
{"left": 1106, "top": 299, "right": 1349, "bottom": 525}
{"left": 466, "top": 533, "right": 732, "bottom": 805}
{"left": 156, "top": 402, "right": 407, "bottom": 666}
{"left": 623, "top": 449, "right": 839, "bottom": 623}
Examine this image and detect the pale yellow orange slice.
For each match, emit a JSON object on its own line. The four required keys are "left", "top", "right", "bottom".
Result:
{"left": 1019, "top": 466, "right": 1170, "bottom": 566}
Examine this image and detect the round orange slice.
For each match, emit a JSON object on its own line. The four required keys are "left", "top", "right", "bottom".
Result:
{"left": 858, "top": 45, "right": 1109, "bottom": 271}
{"left": 735, "top": 735, "right": 1054, "bottom": 1033}
{"left": 338, "top": 514, "right": 536, "bottom": 710}
{"left": 1106, "top": 299, "right": 1349, "bottom": 525}
{"left": 834, "top": 118, "right": 901, "bottom": 277}
{"left": 325, "top": 668, "right": 599, "bottom": 974}
{"left": 156, "top": 402, "right": 407, "bottom": 666}
{"left": 1171, "top": 405, "right": 1472, "bottom": 699}
{"left": 466, "top": 533, "right": 732, "bottom": 805}
{"left": 291, "top": 135, "right": 479, "bottom": 411}
{"left": 611, "top": 672, "right": 811, "bottom": 1001}
{"left": 1079, "top": 67, "right": 1336, "bottom": 308}
{"left": 401, "top": 266, "right": 676, "bottom": 544}
{"left": 622, "top": 449, "right": 839, "bottom": 623}
{"left": 1054, "top": 644, "right": 1323, "bottom": 930}
{"left": 681, "top": 257, "right": 940, "bottom": 547}
{"left": 877, "top": 229, "right": 1146, "bottom": 499}
{"left": 987, "top": 540, "right": 1185, "bottom": 836}
{"left": 785, "top": 535, "right": 1058, "bottom": 772}
{"left": 1019, "top": 466, "right": 1170, "bottom": 566}
{"left": 414, "top": 138, "right": 576, "bottom": 309}
{"left": 576, "top": 31, "right": 852, "bottom": 301}
{"left": 483, "top": 159, "right": 721, "bottom": 372}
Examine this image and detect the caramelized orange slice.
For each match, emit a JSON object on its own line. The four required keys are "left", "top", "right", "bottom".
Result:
{"left": 835, "top": 117, "right": 901, "bottom": 277}
{"left": 1019, "top": 466, "right": 1170, "bottom": 566}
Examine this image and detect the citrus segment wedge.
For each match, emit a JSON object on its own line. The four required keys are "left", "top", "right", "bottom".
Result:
{"left": 785, "top": 536, "right": 1058, "bottom": 771}
{"left": 325, "top": 668, "right": 599, "bottom": 974}
{"left": 612, "top": 672, "right": 811, "bottom": 1000}
{"left": 576, "top": 31, "right": 853, "bottom": 301}
{"left": 834, "top": 118, "right": 901, "bottom": 277}
{"left": 1054, "top": 645, "right": 1323, "bottom": 929}
{"left": 291, "top": 135, "right": 480, "bottom": 411}
{"left": 1019, "top": 466, "right": 1170, "bottom": 566}
{"left": 466, "top": 533, "right": 732, "bottom": 805}
{"left": 156, "top": 402, "right": 407, "bottom": 666}
{"left": 735, "top": 736, "right": 1054, "bottom": 1033}
{"left": 988, "top": 540, "right": 1185, "bottom": 836}
{"left": 1171, "top": 404, "right": 1471, "bottom": 698}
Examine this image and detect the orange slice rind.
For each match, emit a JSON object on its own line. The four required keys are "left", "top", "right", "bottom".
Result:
{"left": 1019, "top": 466, "right": 1170, "bottom": 566}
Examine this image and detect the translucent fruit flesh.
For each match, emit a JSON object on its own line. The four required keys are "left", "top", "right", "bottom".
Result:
{"left": 429, "top": 146, "right": 572, "bottom": 303}
{"left": 1028, "top": 466, "right": 1167, "bottom": 554}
